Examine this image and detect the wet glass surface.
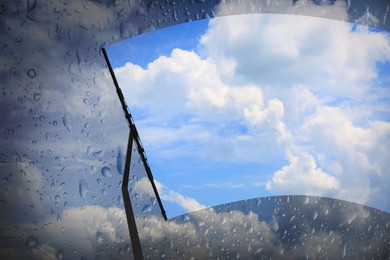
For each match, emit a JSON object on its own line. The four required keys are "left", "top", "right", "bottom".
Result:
{"left": 142, "top": 196, "right": 390, "bottom": 259}
{"left": 1, "top": 0, "right": 389, "bottom": 259}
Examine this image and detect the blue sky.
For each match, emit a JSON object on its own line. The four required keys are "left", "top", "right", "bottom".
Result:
{"left": 106, "top": 14, "right": 390, "bottom": 218}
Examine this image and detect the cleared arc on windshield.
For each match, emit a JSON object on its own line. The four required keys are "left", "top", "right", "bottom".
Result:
{"left": 105, "top": 13, "right": 390, "bottom": 218}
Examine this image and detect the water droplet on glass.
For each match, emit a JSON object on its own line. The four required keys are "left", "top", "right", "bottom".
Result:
{"left": 63, "top": 201, "right": 68, "bottom": 208}
{"left": 62, "top": 114, "right": 71, "bottom": 132}
{"left": 33, "top": 93, "right": 41, "bottom": 101}
{"left": 93, "top": 150, "right": 103, "bottom": 157}
{"left": 27, "top": 68, "right": 37, "bottom": 79}
{"left": 101, "top": 166, "right": 112, "bottom": 177}
{"left": 56, "top": 21, "right": 62, "bottom": 33}
{"left": 39, "top": 115, "right": 45, "bottom": 121}
{"left": 96, "top": 178, "right": 102, "bottom": 184}
{"left": 136, "top": 6, "right": 147, "bottom": 16}
{"left": 14, "top": 36, "right": 23, "bottom": 43}
{"left": 55, "top": 195, "right": 60, "bottom": 202}
{"left": 142, "top": 204, "right": 152, "bottom": 214}
{"left": 312, "top": 210, "right": 318, "bottom": 220}
{"left": 346, "top": 211, "right": 356, "bottom": 224}
{"left": 9, "top": 67, "right": 17, "bottom": 76}
{"left": 117, "top": 147, "right": 125, "bottom": 175}
{"left": 118, "top": 195, "right": 123, "bottom": 204}
{"left": 57, "top": 249, "right": 64, "bottom": 259}
{"left": 342, "top": 243, "right": 347, "bottom": 258}
{"left": 20, "top": 169, "right": 26, "bottom": 177}
{"left": 96, "top": 231, "right": 104, "bottom": 243}
{"left": 25, "top": 236, "right": 38, "bottom": 247}
{"left": 79, "top": 179, "right": 89, "bottom": 199}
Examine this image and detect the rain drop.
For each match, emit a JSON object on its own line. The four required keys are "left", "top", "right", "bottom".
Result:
{"left": 117, "top": 147, "right": 125, "bottom": 175}
{"left": 79, "top": 179, "right": 89, "bottom": 199}
{"left": 20, "top": 169, "right": 26, "bottom": 177}
{"left": 33, "top": 93, "right": 41, "bottom": 101}
{"left": 62, "top": 114, "right": 71, "bottom": 132}
{"left": 96, "top": 231, "right": 104, "bottom": 243}
{"left": 93, "top": 150, "right": 103, "bottom": 157}
{"left": 346, "top": 211, "right": 356, "bottom": 224}
{"left": 27, "top": 68, "right": 37, "bottom": 79}
{"left": 9, "top": 67, "right": 17, "bottom": 76}
{"left": 56, "top": 21, "right": 62, "bottom": 33}
{"left": 14, "top": 36, "right": 23, "bottom": 43}
{"left": 142, "top": 204, "right": 152, "bottom": 214}
{"left": 101, "top": 166, "right": 112, "bottom": 177}
{"left": 312, "top": 210, "right": 318, "bottom": 220}
{"left": 57, "top": 249, "right": 64, "bottom": 259}
{"left": 342, "top": 243, "right": 347, "bottom": 258}
{"left": 25, "top": 236, "right": 38, "bottom": 247}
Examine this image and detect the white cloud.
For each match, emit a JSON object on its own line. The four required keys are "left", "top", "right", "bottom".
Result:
{"left": 297, "top": 106, "right": 390, "bottom": 205}
{"left": 132, "top": 177, "right": 207, "bottom": 213}
{"left": 198, "top": 14, "right": 390, "bottom": 209}
{"left": 115, "top": 47, "right": 289, "bottom": 162}
{"left": 265, "top": 150, "right": 340, "bottom": 194}
{"left": 160, "top": 189, "right": 207, "bottom": 213}
{"left": 200, "top": 13, "right": 390, "bottom": 100}
{"left": 114, "top": 13, "right": 390, "bottom": 211}
{"left": 156, "top": 180, "right": 207, "bottom": 213}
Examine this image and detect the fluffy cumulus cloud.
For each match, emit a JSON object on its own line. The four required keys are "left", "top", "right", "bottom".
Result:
{"left": 265, "top": 150, "right": 340, "bottom": 193}
{"left": 132, "top": 177, "right": 207, "bottom": 213}
{"left": 158, "top": 184, "right": 208, "bottom": 213}
{"left": 114, "top": 10, "right": 390, "bottom": 211}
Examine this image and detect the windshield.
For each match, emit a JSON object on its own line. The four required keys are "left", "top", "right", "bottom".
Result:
{"left": 1, "top": 0, "right": 389, "bottom": 259}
